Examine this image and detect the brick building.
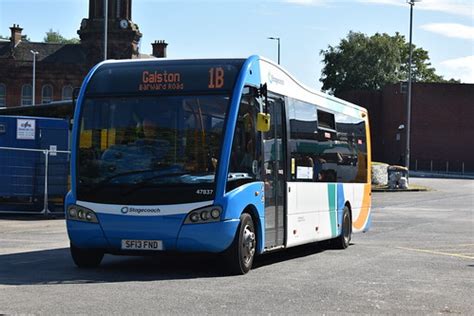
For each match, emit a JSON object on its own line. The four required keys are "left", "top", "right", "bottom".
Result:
{"left": 0, "top": 0, "right": 167, "bottom": 109}
{"left": 341, "top": 83, "right": 474, "bottom": 173}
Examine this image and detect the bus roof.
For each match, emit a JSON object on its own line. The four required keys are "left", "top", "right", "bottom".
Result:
{"left": 254, "top": 55, "right": 367, "bottom": 115}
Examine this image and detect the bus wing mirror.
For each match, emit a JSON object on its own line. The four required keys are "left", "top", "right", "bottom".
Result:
{"left": 257, "top": 112, "right": 271, "bottom": 132}
{"left": 257, "top": 83, "right": 270, "bottom": 132}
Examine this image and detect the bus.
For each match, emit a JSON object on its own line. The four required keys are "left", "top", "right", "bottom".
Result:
{"left": 66, "top": 55, "right": 371, "bottom": 274}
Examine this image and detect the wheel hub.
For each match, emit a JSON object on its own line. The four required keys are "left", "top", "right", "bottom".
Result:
{"left": 242, "top": 225, "right": 255, "bottom": 264}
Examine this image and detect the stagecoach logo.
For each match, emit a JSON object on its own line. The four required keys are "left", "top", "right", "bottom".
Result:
{"left": 139, "top": 69, "right": 184, "bottom": 91}
{"left": 120, "top": 206, "right": 161, "bottom": 215}
{"left": 268, "top": 72, "right": 285, "bottom": 86}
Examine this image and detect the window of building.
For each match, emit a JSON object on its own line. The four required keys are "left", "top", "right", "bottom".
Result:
{"left": 42, "top": 85, "right": 53, "bottom": 104}
{"left": 21, "top": 84, "right": 32, "bottom": 106}
{"left": 62, "top": 85, "right": 73, "bottom": 101}
{"left": 0, "top": 84, "right": 6, "bottom": 108}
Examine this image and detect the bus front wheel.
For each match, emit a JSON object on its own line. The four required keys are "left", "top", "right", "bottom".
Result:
{"left": 225, "top": 213, "right": 256, "bottom": 275}
{"left": 331, "top": 206, "right": 351, "bottom": 249}
{"left": 70, "top": 244, "right": 104, "bottom": 268}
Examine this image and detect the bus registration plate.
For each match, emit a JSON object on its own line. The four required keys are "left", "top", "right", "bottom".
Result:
{"left": 121, "top": 240, "right": 163, "bottom": 251}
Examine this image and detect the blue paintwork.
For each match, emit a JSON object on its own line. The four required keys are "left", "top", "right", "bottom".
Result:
{"left": 214, "top": 55, "right": 260, "bottom": 200}
{"left": 66, "top": 56, "right": 268, "bottom": 254}
{"left": 177, "top": 219, "right": 240, "bottom": 252}
{"left": 98, "top": 213, "right": 187, "bottom": 251}
{"left": 67, "top": 219, "right": 108, "bottom": 248}
{"left": 213, "top": 55, "right": 266, "bottom": 252}
{"left": 220, "top": 181, "right": 266, "bottom": 254}
{"left": 336, "top": 183, "right": 345, "bottom": 236}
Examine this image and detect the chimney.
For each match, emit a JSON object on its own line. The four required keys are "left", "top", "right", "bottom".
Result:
{"left": 10, "top": 24, "right": 23, "bottom": 47}
{"left": 151, "top": 40, "right": 168, "bottom": 58}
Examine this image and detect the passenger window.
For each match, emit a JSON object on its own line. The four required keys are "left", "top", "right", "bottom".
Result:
{"left": 317, "top": 110, "right": 335, "bottom": 130}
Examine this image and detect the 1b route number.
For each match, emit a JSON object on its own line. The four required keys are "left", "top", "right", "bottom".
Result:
{"left": 208, "top": 67, "right": 225, "bottom": 89}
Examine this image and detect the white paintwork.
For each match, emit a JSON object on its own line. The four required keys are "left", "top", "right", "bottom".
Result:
{"left": 258, "top": 58, "right": 366, "bottom": 118}
{"left": 286, "top": 182, "right": 334, "bottom": 247}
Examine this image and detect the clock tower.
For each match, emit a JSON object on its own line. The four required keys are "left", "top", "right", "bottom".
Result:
{"left": 78, "top": 0, "right": 142, "bottom": 65}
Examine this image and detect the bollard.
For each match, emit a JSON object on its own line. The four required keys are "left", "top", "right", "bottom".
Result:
{"left": 462, "top": 162, "right": 465, "bottom": 174}
{"left": 446, "top": 161, "right": 449, "bottom": 173}
{"left": 430, "top": 160, "right": 433, "bottom": 172}
{"left": 415, "top": 160, "right": 418, "bottom": 171}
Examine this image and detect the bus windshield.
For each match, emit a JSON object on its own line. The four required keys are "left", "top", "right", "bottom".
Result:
{"left": 77, "top": 94, "right": 229, "bottom": 204}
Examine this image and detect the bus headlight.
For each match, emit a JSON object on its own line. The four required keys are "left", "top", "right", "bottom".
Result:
{"left": 210, "top": 209, "right": 220, "bottom": 219}
{"left": 190, "top": 212, "right": 200, "bottom": 223}
{"left": 185, "top": 206, "right": 222, "bottom": 224}
{"left": 67, "top": 204, "right": 99, "bottom": 223}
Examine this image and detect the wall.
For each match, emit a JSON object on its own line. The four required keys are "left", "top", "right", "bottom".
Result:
{"left": 340, "top": 83, "right": 474, "bottom": 172}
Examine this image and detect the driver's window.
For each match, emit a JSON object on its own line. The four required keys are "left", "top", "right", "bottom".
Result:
{"left": 227, "top": 86, "right": 261, "bottom": 191}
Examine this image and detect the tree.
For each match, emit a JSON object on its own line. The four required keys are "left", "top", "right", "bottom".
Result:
{"left": 320, "top": 31, "right": 456, "bottom": 95}
{"left": 43, "top": 29, "right": 79, "bottom": 44}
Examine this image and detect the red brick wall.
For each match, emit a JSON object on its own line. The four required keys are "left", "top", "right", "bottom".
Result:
{"left": 0, "top": 60, "right": 87, "bottom": 107}
{"left": 340, "top": 83, "right": 474, "bottom": 172}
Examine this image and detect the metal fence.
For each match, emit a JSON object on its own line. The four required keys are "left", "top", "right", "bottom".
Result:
{"left": 0, "top": 146, "right": 70, "bottom": 216}
{"left": 412, "top": 158, "right": 474, "bottom": 175}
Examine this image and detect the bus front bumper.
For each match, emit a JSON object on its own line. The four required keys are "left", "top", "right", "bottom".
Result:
{"left": 67, "top": 215, "right": 239, "bottom": 254}
{"left": 176, "top": 219, "right": 239, "bottom": 252}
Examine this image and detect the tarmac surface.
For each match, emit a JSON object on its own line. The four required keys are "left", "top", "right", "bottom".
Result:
{"left": 0, "top": 177, "right": 473, "bottom": 314}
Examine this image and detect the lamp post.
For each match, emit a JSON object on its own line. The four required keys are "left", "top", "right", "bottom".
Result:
{"left": 30, "top": 50, "right": 39, "bottom": 106}
{"left": 267, "top": 37, "right": 280, "bottom": 65}
{"left": 405, "top": 0, "right": 421, "bottom": 171}
{"left": 104, "top": 0, "right": 108, "bottom": 60}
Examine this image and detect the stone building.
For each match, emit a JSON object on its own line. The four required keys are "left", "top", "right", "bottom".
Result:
{"left": 0, "top": 0, "right": 167, "bottom": 109}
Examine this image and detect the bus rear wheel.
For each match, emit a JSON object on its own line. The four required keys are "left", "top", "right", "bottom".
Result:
{"left": 331, "top": 206, "right": 351, "bottom": 249}
{"left": 225, "top": 213, "right": 256, "bottom": 275}
{"left": 70, "top": 244, "right": 104, "bottom": 268}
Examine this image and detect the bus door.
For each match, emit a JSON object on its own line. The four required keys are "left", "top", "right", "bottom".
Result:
{"left": 263, "top": 97, "right": 286, "bottom": 249}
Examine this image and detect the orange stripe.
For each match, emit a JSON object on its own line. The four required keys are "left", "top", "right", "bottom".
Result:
{"left": 354, "top": 183, "right": 371, "bottom": 230}
{"left": 354, "top": 114, "right": 372, "bottom": 230}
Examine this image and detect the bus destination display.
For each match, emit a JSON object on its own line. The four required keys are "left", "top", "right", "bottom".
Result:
{"left": 86, "top": 60, "right": 244, "bottom": 96}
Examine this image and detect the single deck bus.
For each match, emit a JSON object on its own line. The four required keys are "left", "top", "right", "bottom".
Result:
{"left": 66, "top": 56, "right": 371, "bottom": 274}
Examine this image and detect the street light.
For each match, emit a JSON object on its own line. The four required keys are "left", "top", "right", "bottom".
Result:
{"left": 104, "top": 0, "right": 108, "bottom": 60}
{"left": 30, "top": 50, "right": 39, "bottom": 106}
{"left": 405, "top": 0, "right": 421, "bottom": 171}
{"left": 267, "top": 37, "right": 280, "bottom": 65}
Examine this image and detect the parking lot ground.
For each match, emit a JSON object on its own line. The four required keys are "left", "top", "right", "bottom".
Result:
{"left": 0, "top": 177, "right": 473, "bottom": 314}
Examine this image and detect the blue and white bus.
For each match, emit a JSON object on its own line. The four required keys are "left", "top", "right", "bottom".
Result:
{"left": 66, "top": 56, "right": 372, "bottom": 274}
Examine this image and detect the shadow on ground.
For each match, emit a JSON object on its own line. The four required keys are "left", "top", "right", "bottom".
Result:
{"left": 0, "top": 242, "right": 329, "bottom": 285}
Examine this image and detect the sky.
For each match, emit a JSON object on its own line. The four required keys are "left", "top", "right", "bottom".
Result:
{"left": 0, "top": 0, "right": 473, "bottom": 90}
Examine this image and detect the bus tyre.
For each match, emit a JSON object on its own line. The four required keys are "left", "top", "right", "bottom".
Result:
{"left": 226, "top": 213, "right": 256, "bottom": 275}
{"left": 332, "top": 206, "right": 351, "bottom": 249}
{"left": 70, "top": 244, "right": 104, "bottom": 268}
